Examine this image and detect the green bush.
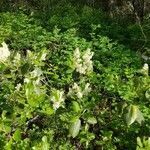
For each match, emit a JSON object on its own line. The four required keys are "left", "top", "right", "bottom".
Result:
{"left": 47, "top": 2, "right": 79, "bottom": 30}
{"left": 0, "top": 12, "right": 52, "bottom": 51}
{"left": 0, "top": 23, "right": 150, "bottom": 149}
{"left": 0, "top": 2, "right": 150, "bottom": 148}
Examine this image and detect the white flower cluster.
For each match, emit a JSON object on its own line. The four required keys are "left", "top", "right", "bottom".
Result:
{"left": 40, "top": 53, "right": 47, "bottom": 61}
{"left": 31, "top": 67, "right": 43, "bottom": 78}
{"left": 143, "top": 63, "right": 149, "bottom": 71}
{"left": 142, "top": 63, "right": 149, "bottom": 76}
{"left": 24, "top": 68, "right": 43, "bottom": 83}
{"left": 27, "top": 50, "right": 47, "bottom": 61}
{"left": 68, "top": 83, "right": 91, "bottom": 99}
{"left": 0, "top": 42, "right": 10, "bottom": 62}
{"left": 15, "top": 83, "right": 22, "bottom": 91}
{"left": 73, "top": 48, "right": 94, "bottom": 74}
{"left": 13, "top": 52, "right": 21, "bottom": 64}
{"left": 24, "top": 67, "right": 43, "bottom": 95}
{"left": 51, "top": 89, "right": 65, "bottom": 110}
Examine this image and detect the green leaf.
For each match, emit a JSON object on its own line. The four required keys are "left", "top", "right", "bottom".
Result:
{"left": 125, "top": 105, "right": 144, "bottom": 126}
{"left": 72, "top": 101, "right": 81, "bottom": 112}
{"left": 125, "top": 105, "right": 138, "bottom": 126}
{"left": 21, "top": 63, "right": 30, "bottom": 75}
{"left": 27, "top": 97, "right": 40, "bottom": 107}
{"left": 69, "top": 118, "right": 81, "bottom": 138}
{"left": 44, "top": 107, "right": 54, "bottom": 115}
{"left": 137, "top": 137, "right": 143, "bottom": 148}
{"left": 136, "top": 109, "right": 144, "bottom": 125}
{"left": 13, "top": 129, "right": 21, "bottom": 141}
{"left": 5, "top": 138, "right": 13, "bottom": 150}
{"left": 87, "top": 117, "right": 97, "bottom": 125}
{"left": 42, "top": 136, "right": 49, "bottom": 150}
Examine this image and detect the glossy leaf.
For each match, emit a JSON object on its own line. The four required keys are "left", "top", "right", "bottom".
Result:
{"left": 125, "top": 105, "right": 144, "bottom": 126}
{"left": 72, "top": 101, "right": 81, "bottom": 112}
{"left": 69, "top": 119, "right": 81, "bottom": 138}
{"left": 125, "top": 105, "right": 138, "bottom": 126}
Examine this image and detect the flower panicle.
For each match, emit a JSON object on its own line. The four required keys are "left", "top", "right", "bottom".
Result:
{"left": 73, "top": 48, "right": 94, "bottom": 75}
{"left": 51, "top": 89, "right": 65, "bottom": 110}
{"left": 0, "top": 42, "right": 10, "bottom": 62}
{"left": 68, "top": 82, "right": 91, "bottom": 99}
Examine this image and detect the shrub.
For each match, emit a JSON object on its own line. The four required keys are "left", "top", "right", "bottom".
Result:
{"left": 0, "top": 26, "right": 150, "bottom": 149}
{"left": 0, "top": 12, "right": 52, "bottom": 51}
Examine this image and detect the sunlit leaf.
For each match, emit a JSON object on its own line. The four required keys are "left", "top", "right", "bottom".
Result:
{"left": 125, "top": 105, "right": 144, "bottom": 126}
{"left": 125, "top": 105, "right": 138, "bottom": 126}
{"left": 69, "top": 118, "right": 81, "bottom": 138}
{"left": 42, "top": 136, "right": 49, "bottom": 150}
{"left": 72, "top": 101, "right": 81, "bottom": 112}
{"left": 137, "top": 137, "right": 143, "bottom": 148}
{"left": 87, "top": 117, "right": 97, "bottom": 125}
{"left": 136, "top": 109, "right": 144, "bottom": 125}
{"left": 13, "top": 129, "right": 21, "bottom": 141}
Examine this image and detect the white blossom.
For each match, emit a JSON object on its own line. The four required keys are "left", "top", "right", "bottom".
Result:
{"left": 76, "top": 63, "right": 86, "bottom": 74}
{"left": 83, "top": 83, "right": 91, "bottom": 95}
{"left": 14, "top": 53, "right": 21, "bottom": 61}
{"left": 73, "top": 48, "right": 94, "bottom": 74}
{"left": 82, "top": 48, "right": 94, "bottom": 62}
{"left": 24, "top": 78, "right": 30, "bottom": 83}
{"left": 13, "top": 52, "right": 21, "bottom": 65}
{"left": 51, "top": 89, "right": 65, "bottom": 110}
{"left": 0, "top": 42, "right": 10, "bottom": 62}
{"left": 27, "top": 50, "right": 32, "bottom": 58}
{"left": 53, "top": 101, "right": 61, "bottom": 110}
{"left": 33, "top": 78, "right": 42, "bottom": 95}
{"left": 34, "top": 78, "right": 41, "bottom": 85}
{"left": 85, "top": 60, "right": 93, "bottom": 72}
{"left": 15, "top": 83, "right": 22, "bottom": 91}
{"left": 72, "top": 83, "right": 79, "bottom": 90}
{"left": 31, "top": 68, "right": 43, "bottom": 78}
{"left": 40, "top": 53, "right": 47, "bottom": 61}
{"left": 72, "top": 83, "right": 81, "bottom": 92}
{"left": 72, "top": 83, "right": 83, "bottom": 99}
{"left": 143, "top": 63, "right": 149, "bottom": 71}
{"left": 76, "top": 91, "right": 83, "bottom": 99}
{"left": 141, "top": 63, "right": 149, "bottom": 76}
{"left": 68, "top": 82, "right": 91, "bottom": 99}
{"left": 73, "top": 48, "right": 82, "bottom": 70}
{"left": 74, "top": 48, "right": 81, "bottom": 59}
{"left": 34, "top": 86, "right": 41, "bottom": 95}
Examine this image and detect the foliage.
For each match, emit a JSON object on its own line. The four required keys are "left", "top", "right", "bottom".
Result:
{"left": 0, "top": 22, "right": 150, "bottom": 149}
{"left": 136, "top": 137, "right": 150, "bottom": 150}
{"left": 0, "top": 2, "right": 150, "bottom": 150}
{"left": 0, "top": 12, "right": 52, "bottom": 51}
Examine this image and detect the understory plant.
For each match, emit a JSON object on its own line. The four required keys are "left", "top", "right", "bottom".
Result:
{"left": 0, "top": 24, "right": 150, "bottom": 150}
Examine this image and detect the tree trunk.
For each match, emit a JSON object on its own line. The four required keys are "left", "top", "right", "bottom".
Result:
{"left": 132, "top": 0, "right": 145, "bottom": 22}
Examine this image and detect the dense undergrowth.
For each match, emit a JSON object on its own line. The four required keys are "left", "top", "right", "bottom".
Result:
{"left": 0, "top": 1, "right": 150, "bottom": 150}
